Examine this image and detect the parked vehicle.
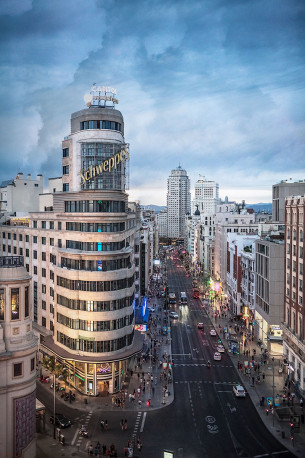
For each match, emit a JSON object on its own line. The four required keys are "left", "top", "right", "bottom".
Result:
{"left": 50, "top": 414, "right": 71, "bottom": 428}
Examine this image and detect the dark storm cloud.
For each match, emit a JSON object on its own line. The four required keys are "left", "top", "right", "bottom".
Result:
{"left": 0, "top": 0, "right": 304, "bottom": 204}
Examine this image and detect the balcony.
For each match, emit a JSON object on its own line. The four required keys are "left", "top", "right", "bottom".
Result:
{"left": 281, "top": 322, "right": 305, "bottom": 356}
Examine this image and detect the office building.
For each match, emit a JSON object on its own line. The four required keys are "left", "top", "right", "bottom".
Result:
{"left": 272, "top": 180, "right": 305, "bottom": 223}
{"left": 0, "top": 86, "right": 143, "bottom": 396}
{"left": 191, "top": 176, "right": 219, "bottom": 215}
{"left": 167, "top": 166, "right": 191, "bottom": 240}
{"left": 282, "top": 195, "right": 305, "bottom": 393}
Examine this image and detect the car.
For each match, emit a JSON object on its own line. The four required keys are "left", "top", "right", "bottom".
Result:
{"left": 147, "top": 307, "right": 155, "bottom": 313}
{"left": 197, "top": 323, "right": 204, "bottom": 330}
{"left": 213, "top": 352, "right": 221, "bottom": 361}
{"left": 233, "top": 385, "right": 246, "bottom": 398}
{"left": 217, "top": 345, "right": 225, "bottom": 353}
{"left": 50, "top": 413, "right": 71, "bottom": 428}
{"left": 169, "top": 311, "right": 179, "bottom": 319}
{"left": 210, "top": 329, "right": 217, "bottom": 336}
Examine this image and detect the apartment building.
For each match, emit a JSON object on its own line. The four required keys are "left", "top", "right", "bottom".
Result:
{"left": 282, "top": 195, "right": 305, "bottom": 394}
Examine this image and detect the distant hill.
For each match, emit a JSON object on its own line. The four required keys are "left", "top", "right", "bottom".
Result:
{"left": 246, "top": 203, "right": 272, "bottom": 213}
{"left": 142, "top": 203, "right": 272, "bottom": 214}
{"left": 142, "top": 205, "right": 166, "bottom": 214}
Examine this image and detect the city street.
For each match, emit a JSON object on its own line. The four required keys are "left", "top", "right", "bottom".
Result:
{"left": 36, "top": 254, "right": 299, "bottom": 457}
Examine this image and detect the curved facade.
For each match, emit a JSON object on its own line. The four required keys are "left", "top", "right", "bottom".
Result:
{"left": 39, "top": 100, "right": 142, "bottom": 395}
{"left": 0, "top": 256, "right": 38, "bottom": 458}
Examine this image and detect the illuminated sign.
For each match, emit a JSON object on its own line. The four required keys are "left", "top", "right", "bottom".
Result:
{"left": 97, "top": 363, "right": 111, "bottom": 373}
{"left": 80, "top": 148, "right": 129, "bottom": 184}
{"left": 135, "top": 324, "right": 147, "bottom": 332}
{"left": 84, "top": 84, "right": 118, "bottom": 106}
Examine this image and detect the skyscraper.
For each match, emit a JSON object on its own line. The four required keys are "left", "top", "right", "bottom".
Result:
{"left": 167, "top": 165, "right": 191, "bottom": 240}
{"left": 191, "top": 176, "right": 219, "bottom": 215}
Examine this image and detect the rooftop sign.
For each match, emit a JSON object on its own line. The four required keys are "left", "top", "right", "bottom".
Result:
{"left": 84, "top": 84, "right": 118, "bottom": 107}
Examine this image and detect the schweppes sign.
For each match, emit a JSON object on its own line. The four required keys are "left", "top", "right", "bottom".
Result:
{"left": 80, "top": 148, "right": 129, "bottom": 184}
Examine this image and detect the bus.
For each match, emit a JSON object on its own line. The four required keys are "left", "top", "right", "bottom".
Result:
{"left": 193, "top": 288, "right": 200, "bottom": 299}
{"left": 180, "top": 292, "right": 187, "bottom": 304}
{"left": 169, "top": 293, "right": 176, "bottom": 304}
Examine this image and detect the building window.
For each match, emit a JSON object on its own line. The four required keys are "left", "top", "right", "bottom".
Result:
{"left": 63, "top": 183, "right": 69, "bottom": 192}
{"left": 58, "top": 222, "right": 62, "bottom": 230}
{"left": 19, "top": 248, "right": 23, "bottom": 256}
{"left": 11, "top": 288, "right": 19, "bottom": 320}
{"left": 13, "top": 247, "right": 17, "bottom": 255}
{"left": 50, "top": 287, "right": 54, "bottom": 298}
{"left": 0, "top": 288, "right": 4, "bottom": 320}
{"left": 50, "top": 221, "right": 54, "bottom": 229}
{"left": 42, "top": 300, "right": 46, "bottom": 310}
{"left": 42, "top": 284, "right": 46, "bottom": 294}
{"left": 26, "top": 235, "right": 29, "bottom": 242}
{"left": 33, "top": 236, "right": 37, "bottom": 243}
{"left": 8, "top": 233, "right": 11, "bottom": 239}
{"left": 13, "top": 233, "right": 16, "bottom": 240}
{"left": 19, "top": 234, "right": 22, "bottom": 241}
{"left": 25, "top": 286, "right": 29, "bottom": 317}
{"left": 42, "top": 317, "right": 46, "bottom": 327}
{"left": 42, "top": 221, "right": 46, "bottom": 229}
{"left": 42, "top": 252, "right": 46, "bottom": 261}
{"left": 63, "top": 148, "right": 69, "bottom": 157}
{"left": 42, "top": 237, "right": 46, "bottom": 245}
{"left": 26, "top": 249, "right": 29, "bottom": 257}
{"left": 34, "top": 266, "right": 37, "bottom": 275}
{"left": 31, "top": 357, "right": 35, "bottom": 372}
{"left": 13, "top": 363, "right": 23, "bottom": 378}
{"left": 2, "top": 232, "right": 5, "bottom": 239}
{"left": 63, "top": 165, "right": 69, "bottom": 175}
{"left": 50, "top": 238, "right": 54, "bottom": 246}
{"left": 50, "top": 271, "right": 54, "bottom": 281}
{"left": 33, "top": 221, "right": 37, "bottom": 228}
{"left": 42, "top": 268, "right": 46, "bottom": 278}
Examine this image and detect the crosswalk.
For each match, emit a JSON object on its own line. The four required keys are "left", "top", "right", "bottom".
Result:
{"left": 173, "top": 363, "right": 233, "bottom": 368}
{"left": 175, "top": 380, "right": 239, "bottom": 385}
{"left": 72, "top": 411, "right": 93, "bottom": 448}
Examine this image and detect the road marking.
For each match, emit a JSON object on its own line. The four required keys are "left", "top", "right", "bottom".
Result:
{"left": 140, "top": 412, "right": 147, "bottom": 432}
{"left": 71, "top": 427, "right": 79, "bottom": 446}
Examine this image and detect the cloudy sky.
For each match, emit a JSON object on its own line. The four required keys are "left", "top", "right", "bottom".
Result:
{"left": 0, "top": 0, "right": 304, "bottom": 206}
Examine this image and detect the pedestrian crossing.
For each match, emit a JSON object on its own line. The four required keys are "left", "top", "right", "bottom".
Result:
{"left": 73, "top": 410, "right": 93, "bottom": 448}
{"left": 175, "top": 380, "right": 239, "bottom": 385}
{"left": 173, "top": 363, "right": 233, "bottom": 368}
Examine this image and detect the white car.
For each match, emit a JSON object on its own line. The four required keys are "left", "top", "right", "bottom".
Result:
{"left": 213, "top": 352, "right": 221, "bottom": 361}
{"left": 217, "top": 345, "right": 225, "bottom": 353}
{"left": 210, "top": 329, "right": 217, "bottom": 336}
{"left": 233, "top": 385, "right": 246, "bottom": 398}
{"left": 169, "top": 311, "right": 179, "bottom": 319}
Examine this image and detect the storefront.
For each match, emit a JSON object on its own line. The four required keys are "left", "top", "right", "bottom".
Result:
{"left": 40, "top": 332, "right": 143, "bottom": 396}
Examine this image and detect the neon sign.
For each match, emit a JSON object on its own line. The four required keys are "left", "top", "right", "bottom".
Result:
{"left": 84, "top": 84, "right": 118, "bottom": 107}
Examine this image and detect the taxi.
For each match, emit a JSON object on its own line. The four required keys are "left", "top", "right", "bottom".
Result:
{"left": 213, "top": 352, "right": 221, "bottom": 361}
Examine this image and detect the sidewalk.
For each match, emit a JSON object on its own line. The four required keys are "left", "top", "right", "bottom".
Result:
{"left": 207, "top": 300, "right": 305, "bottom": 458}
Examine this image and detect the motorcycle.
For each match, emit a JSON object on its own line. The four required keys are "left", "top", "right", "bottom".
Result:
{"left": 207, "top": 361, "right": 211, "bottom": 368}
{"left": 79, "top": 427, "right": 88, "bottom": 438}
{"left": 40, "top": 376, "right": 50, "bottom": 383}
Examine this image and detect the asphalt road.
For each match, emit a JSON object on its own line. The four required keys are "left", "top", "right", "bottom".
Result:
{"left": 144, "top": 255, "right": 295, "bottom": 458}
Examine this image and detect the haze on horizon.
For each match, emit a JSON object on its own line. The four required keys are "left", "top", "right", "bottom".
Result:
{"left": 0, "top": 0, "right": 304, "bottom": 206}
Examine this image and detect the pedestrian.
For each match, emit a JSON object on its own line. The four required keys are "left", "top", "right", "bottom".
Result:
{"left": 124, "top": 419, "right": 128, "bottom": 430}
{"left": 104, "top": 420, "right": 108, "bottom": 431}
{"left": 88, "top": 443, "right": 93, "bottom": 455}
{"left": 121, "top": 419, "right": 124, "bottom": 431}
{"left": 100, "top": 419, "right": 105, "bottom": 430}
{"left": 262, "top": 372, "right": 265, "bottom": 381}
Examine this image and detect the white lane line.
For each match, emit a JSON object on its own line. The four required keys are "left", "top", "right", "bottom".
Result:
{"left": 140, "top": 412, "right": 147, "bottom": 432}
{"left": 71, "top": 427, "right": 80, "bottom": 446}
